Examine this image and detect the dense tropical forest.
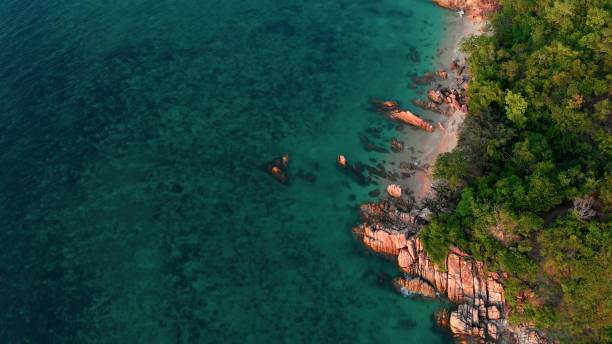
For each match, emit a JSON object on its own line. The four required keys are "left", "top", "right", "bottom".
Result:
{"left": 421, "top": 0, "right": 611, "bottom": 342}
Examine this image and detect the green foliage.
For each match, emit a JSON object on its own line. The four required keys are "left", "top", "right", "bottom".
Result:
{"left": 498, "top": 249, "right": 537, "bottom": 282}
{"left": 538, "top": 215, "right": 612, "bottom": 342}
{"left": 420, "top": 218, "right": 459, "bottom": 265}
{"left": 505, "top": 90, "right": 528, "bottom": 127}
{"left": 526, "top": 174, "right": 563, "bottom": 213}
{"left": 433, "top": 150, "right": 470, "bottom": 190}
{"left": 426, "top": 0, "right": 612, "bottom": 341}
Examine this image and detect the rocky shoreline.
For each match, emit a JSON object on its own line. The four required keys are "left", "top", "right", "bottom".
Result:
{"left": 399, "top": 12, "right": 483, "bottom": 200}
{"left": 353, "top": 2, "right": 550, "bottom": 343}
{"left": 432, "top": 0, "right": 500, "bottom": 22}
{"left": 353, "top": 200, "right": 548, "bottom": 343}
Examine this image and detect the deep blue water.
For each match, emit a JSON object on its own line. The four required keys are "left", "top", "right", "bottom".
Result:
{"left": 0, "top": 0, "right": 454, "bottom": 342}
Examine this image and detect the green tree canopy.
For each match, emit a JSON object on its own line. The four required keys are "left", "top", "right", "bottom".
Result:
{"left": 505, "top": 90, "right": 528, "bottom": 128}
{"left": 425, "top": 0, "right": 611, "bottom": 341}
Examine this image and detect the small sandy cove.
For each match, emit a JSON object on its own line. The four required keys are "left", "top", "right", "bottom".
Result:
{"left": 409, "top": 16, "right": 484, "bottom": 199}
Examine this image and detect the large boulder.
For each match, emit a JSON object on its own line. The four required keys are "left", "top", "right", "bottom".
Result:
{"left": 428, "top": 88, "right": 444, "bottom": 104}
{"left": 487, "top": 305, "right": 501, "bottom": 320}
{"left": 393, "top": 277, "right": 437, "bottom": 298}
{"left": 386, "top": 184, "right": 402, "bottom": 198}
{"left": 354, "top": 225, "right": 407, "bottom": 256}
{"left": 449, "top": 305, "right": 474, "bottom": 335}
{"left": 388, "top": 110, "right": 434, "bottom": 132}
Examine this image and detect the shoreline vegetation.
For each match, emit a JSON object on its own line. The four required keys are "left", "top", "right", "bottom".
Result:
{"left": 355, "top": 0, "right": 610, "bottom": 343}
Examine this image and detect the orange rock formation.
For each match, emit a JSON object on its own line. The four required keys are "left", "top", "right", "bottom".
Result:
{"left": 393, "top": 277, "right": 437, "bottom": 298}
{"left": 371, "top": 99, "right": 434, "bottom": 132}
{"left": 428, "top": 89, "right": 444, "bottom": 104}
{"left": 432, "top": 0, "right": 500, "bottom": 21}
{"left": 388, "top": 110, "right": 434, "bottom": 132}
{"left": 386, "top": 184, "right": 402, "bottom": 198}
{"left": 358, "top": 228, "right": 505, "bottom": 305}
{"left": 353, "top": 200, "right": 549, "bottom": 343}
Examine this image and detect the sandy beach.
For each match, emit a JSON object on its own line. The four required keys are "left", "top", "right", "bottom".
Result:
{"left": 405, "top": 15, "right": 484, "bottom": 200}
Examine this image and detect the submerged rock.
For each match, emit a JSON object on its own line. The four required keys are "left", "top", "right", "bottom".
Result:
{"left": 364, "top": 164, "right": 389, "bottom": 179}
{"left": 390, "top": 138, "right": 404, "bottom": 153}
{"left": 407, "top": 46, "right": 421, "bottom": 62}
{"left": 359, "top": 133, "right": 389, "bottom": 153}
{"left": 338, "top": 160, "right": 372, "bottom": 186}
{"left": 296, "top": 169, "right": 316, "bottom": 183}
{"left": 399, "top": 162, "right": 413, "bottom": 170}
{"left": 435, "top": 308, "right": 451, "bottom": 329}
{"left": 365, "top": 142, "right": 388, "bottom": 153}
{"left": 411, "top": 72, "right": 436, "bottom": 85}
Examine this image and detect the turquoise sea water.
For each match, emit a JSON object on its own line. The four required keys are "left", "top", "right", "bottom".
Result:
{"left": 0, "top": 0, "right": 454, "bottom": 342}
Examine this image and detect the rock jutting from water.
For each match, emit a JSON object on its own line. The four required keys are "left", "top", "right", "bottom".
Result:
{"left": 386, "top": 184, "right": 402, "bottom": 198}
{"left": 415, "top": 86, "right": 469, "bottom": 115}
{"left": 427, "top": 88, "right": 444, "bottom": 104}
{"left": 370, "top": 99, "right": 434, "bottom": 132}
{"left": 267, "top": 153, "right": 290, "bottom": 184}
{"left": 393, "top": 276, "right": 436, "bottom": 298}
{"left": 353, "top": 199, "right": 549, "bottom": 344}
{"left": 388, "top": 110, "right": 435, "bottom": 132}
{"left": 412, "top": 54, "right": 471, "bottom": 117}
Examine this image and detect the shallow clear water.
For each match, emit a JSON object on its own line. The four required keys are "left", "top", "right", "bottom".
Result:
{"left": 0, "top": 0, "right": 453, "bottom": 342}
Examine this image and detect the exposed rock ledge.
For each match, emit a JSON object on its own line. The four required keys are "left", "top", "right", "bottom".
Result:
{"left": 432, "top": 0, "right": 500, "bottom": 22}
{"left": 353, "top": 201, "right": 548, "bottom": 343}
